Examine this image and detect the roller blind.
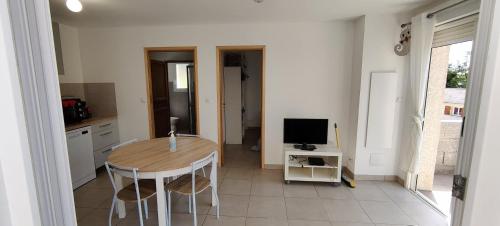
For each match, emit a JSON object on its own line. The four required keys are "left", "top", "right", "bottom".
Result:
{"left": 432, "top": 15, "right": 478, "bottom": 47}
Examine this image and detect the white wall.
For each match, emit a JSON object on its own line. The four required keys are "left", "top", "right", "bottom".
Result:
{"left": 349, "top": 14, "right": 409, "bottom": 176}
{"left": 0, "top": 1, "right": 41, "bottom": 224}
{"left": 345, "top": 16, "right": 365, "bottom": 172}
{"left": 243, "top": 51, "right": 262, "bottom": 128}
{"left": 58, "top": 23, "right": 84, "bottom": 83}
{"left": 77, "top": 21, "right": 354, "bottom": 165}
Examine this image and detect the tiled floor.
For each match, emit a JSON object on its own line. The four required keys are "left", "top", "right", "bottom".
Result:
{"left": 418, "top": 174, "right": 453, "bottom": 215}
{"left": 74, "top": 132, "right": 449, "bottom": 226}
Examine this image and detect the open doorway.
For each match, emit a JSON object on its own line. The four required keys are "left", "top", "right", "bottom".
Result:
{"left": 217, "top": 46, "right": 265, "bottom": 168}
{"left": 416, "top": 28, "right": 474, "bottom": 216}
{"left": 145, "top": 47, "right": 199, "bottom": 138}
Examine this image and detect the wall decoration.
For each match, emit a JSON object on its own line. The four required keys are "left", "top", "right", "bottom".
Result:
{"left": 395, "top": 23, "right": 411, "bottom": 56}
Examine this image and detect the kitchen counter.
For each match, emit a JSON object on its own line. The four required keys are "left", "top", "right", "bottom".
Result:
{"left": 65, "top": 116, "right": 117, "bottom": 131}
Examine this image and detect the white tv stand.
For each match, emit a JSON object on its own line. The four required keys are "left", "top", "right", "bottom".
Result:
{"left": 284, "top": 143, "right": 342, "bottom": 184}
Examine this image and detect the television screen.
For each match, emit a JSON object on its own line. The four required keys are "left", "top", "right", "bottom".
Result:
{"left": 283, "top": 118, "right": 328, "bottom": 144}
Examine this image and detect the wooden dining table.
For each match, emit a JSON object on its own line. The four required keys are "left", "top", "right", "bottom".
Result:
{"left": 107, "top": 136, "right": 218, "bottom": 226}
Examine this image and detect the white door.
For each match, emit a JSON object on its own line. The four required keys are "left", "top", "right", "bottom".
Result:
{"left": 224, "top": 67, "right": 243, "bottom": 144}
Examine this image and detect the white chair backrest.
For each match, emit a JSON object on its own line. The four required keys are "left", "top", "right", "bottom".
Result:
{"left": 112, "top": 138, "right": 138, "bottom": 151}
{"left": 190, "top": 151, "right": 217, "bottom": 195}
{"left": 176, "top": 134, "right": 199, "bottom": 138}
{"left": 104, "top": 162, "right": 138, "bottom": 195}
{"left": 191, "top": 151, "right": 216, "bottom": 173}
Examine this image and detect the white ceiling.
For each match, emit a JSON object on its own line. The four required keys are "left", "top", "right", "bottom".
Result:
{"left": 49, "top": 0, "right": 435, "bottom": 27}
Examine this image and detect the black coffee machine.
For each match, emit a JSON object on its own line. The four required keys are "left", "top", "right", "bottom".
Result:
{"left": 62, "top": 97, "right": 91, "bottom": 124}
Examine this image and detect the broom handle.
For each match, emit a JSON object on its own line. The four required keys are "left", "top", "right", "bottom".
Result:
{"left": 335, "top": 123, "right": 341, "bottom": 149}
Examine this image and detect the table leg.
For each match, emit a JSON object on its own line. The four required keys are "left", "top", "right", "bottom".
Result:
{"left": 156, "top": 175, "right": 167, "bottom": 226}
{"left": 114, "top": 172, "right": 126, "bottom": 218}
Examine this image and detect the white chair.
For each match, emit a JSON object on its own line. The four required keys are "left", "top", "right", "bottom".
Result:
{"left": 112, "top": 138, "right": 139, "bottom": 151}
{"left": 175, "top": 134, "right": 206, "bottom": 177}
{"left": 166, "top": 151, "right": 219, "bottom": 226}
{"left": 105, "top": 162, "right": 156, "bottom": 226}
{"left": 106, "top": 139, "right": 154, "bottom": 226}
{"left": 176, "top": 133, "right": 198, "bottom": 137}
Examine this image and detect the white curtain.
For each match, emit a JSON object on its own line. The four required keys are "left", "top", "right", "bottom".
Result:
{"left": 406, "top": 13, "right": 435, "bottom": 187}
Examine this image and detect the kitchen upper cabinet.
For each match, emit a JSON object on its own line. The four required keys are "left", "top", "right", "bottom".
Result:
{"left": 52, "top": 22, "right": 64, "bottom": 75}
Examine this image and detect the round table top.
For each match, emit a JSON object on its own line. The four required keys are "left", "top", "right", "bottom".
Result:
{"left": 107, "top": 137, "right": 217, "bottom": 172}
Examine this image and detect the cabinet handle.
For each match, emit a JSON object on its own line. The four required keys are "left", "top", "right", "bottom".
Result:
{"left": 99, "top": 123, "right": 112, "bottom": 128}
{"left": 99, "top": 131, "right": 112, "bottom": 136}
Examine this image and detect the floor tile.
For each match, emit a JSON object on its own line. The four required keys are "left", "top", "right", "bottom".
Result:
{"left": 359, "top": 201, "right": 416, "bottom": 225}
{"left": 170, "top": 213, "right": 207, "bottom": 226}
{"left": 284, "top": 183, "right": 318, "bottom": 198}
{"left": 251, "top": 180, "right": 284, "bottom": 196}
{"left": 375, "top": 182, "right": 421, "bottom": 204}
{"left": 253, "top": 169, "right": 283, "bottom": 180}
{"left": 247, "top": 196, "right": 287, "bottom": 219}
{"left": 83, "top": 169, "right": 113, "bottom": 189}
{"left": 74, "top": 187, "right": 113, "bottom": 208}
{"left": 315, "top": 184, "right": 354, "bottom": 200}
{"left": 330, "top": 223, "right": 374, "bottom": 226}
{"left": 288, "top": 219, "right": 332, "bottom": 226}
{"left": 322, "top": 199, "right": 371, "bottom": 223}
{"left": 219, "top": 179, "right": 251, "bottom": 195}
{"left": 374, "top": 224, "right": 407, "bottom": 226}
{"left": 246, "top": 217, "right": 289, "bottom": 226}
{"left": 75, "top": 207, "right": 95, "bottom": 220}
{"left": 208, "top": 195, "right": 249, "bottom": 217}
{"left": 172, "top": 193, "right": 212, "bottom": 214}
{"left": 115, "top": 210, "right": 158, "bottom": 226}
{"left": 77, "top": 208, "right": 116, "bottom": 226}
{"left": 225, "top": 167, "right": 254, "bottom": 180}
{"left": 285, "top": 197, "right": 328, "bottom": 221}
{"left": 398, "top": 201, "right": 449, "bottom": 226}
{"left": 349, "top": 183, "right": 391, "bottom": 202}
{"left": 202, "top": 215, "right": 246, "bottom": 226}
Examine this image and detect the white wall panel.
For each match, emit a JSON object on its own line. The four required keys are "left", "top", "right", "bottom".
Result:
{"left": 365, "top": 72, "right": 397, "bottom": 149}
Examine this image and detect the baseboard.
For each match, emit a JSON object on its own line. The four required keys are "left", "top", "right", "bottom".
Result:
{"left": 396, "top": 176, "right": 405, "bottom": 186}
{"left": 264, "top": 164, "right": 283, "bottom": 169}
{"left": 342, "top": 166, "right": 355, "bottom": 179}
{"left": 354, "top": 174, "right": 398, "bottom": 181}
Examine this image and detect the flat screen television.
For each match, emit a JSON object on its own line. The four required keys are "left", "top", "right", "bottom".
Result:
{"left": 283, "top": 118, "right": 328, "bottom": 144}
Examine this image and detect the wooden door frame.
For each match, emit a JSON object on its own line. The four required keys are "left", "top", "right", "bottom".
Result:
{"left": 216, "top": 45, "right": 266, "bottom": 168}
{"left": 144, "top": 46, "right": 200, "bottom": 138}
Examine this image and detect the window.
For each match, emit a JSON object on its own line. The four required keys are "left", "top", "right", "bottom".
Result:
{"left": 175, "top": 63, "right": 190, "bottom": 89}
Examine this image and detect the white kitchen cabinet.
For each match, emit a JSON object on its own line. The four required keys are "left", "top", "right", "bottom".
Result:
{"left": 66, "top": 126, "right": 96, "bottom": 189}
{"left": 91, "top": 119, "right": 120, "bottom": 168}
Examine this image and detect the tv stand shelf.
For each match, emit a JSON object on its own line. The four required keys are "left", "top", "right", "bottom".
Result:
{"left": 284, "top": 143, "right": 342, "bottom": 184}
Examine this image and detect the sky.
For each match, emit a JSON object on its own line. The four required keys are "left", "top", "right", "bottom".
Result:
{"left": 448, "top": 41, "right": 473, "bottom": 67}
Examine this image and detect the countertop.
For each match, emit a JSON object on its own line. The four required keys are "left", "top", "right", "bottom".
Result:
{"left": 65, "top": 116, "right": 117, "bottom": 132}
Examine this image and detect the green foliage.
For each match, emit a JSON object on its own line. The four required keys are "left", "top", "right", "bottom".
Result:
{"left": 447, "top": 63, "right": 468, "bottom": 88}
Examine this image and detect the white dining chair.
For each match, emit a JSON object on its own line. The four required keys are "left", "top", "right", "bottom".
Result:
{"left": 165, "top": 151, "right": 219, "bottom": 226}
{"left": 112, "top": 138, "right": 139, "bottom": 151}
{"left": 175, "top": 134, "right": 206, "bottom": 177}
{"left": 105, "top": 162, "right": 157, "bottom": 226}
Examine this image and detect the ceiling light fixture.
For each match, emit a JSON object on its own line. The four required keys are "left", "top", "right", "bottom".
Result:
{"left": 254, "top": 0, "right": 264, "bottom": 3}
{"left": 66, "top": 0, "right": 83, "bottom": 12}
